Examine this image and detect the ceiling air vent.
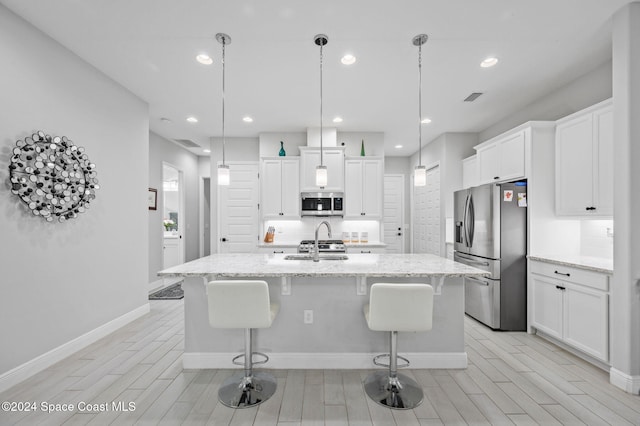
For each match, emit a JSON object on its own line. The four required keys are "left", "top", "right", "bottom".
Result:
{"left": 173, "top": 139, "right": 201, "bottom": 148}
{"left": 464, "top": 92, "right": 483, "bottom": 102}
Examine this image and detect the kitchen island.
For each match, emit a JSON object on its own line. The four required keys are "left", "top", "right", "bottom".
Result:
{"left": 158, "top": 253, "right": 487, "bottom": 369}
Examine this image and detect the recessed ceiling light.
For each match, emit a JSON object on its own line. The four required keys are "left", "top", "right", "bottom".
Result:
{"left": 243, "top": 116, "right": 253, "bottom": 123}
{"left": 160, "top": 117, "right": 172, "bottom": 123}
{"left": 395, "top": 144, "right": 403, "bottom": 149}
{"left": 203, "top": 148, "right": 211, "bottom": 153}
{"left": 196, "top": 54, "right": 213, "bottom": 65}
{"left": 421, "top": 118, "right": 432, "bottom": 124}
{"left": 186, "top": 116, "right": 198, "bottom": 123}
{"left": 341, "top": 54, "right": 356, "bottom": 65}
{"left": 333, "top": 117, "right": 343, "bottom": 123}
{"left": 480, "top": 57, "right": 498, "bottom": 68}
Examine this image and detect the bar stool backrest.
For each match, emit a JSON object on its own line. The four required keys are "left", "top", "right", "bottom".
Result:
{"left": 206, "top": 280, "right": 275, "bottom": 329}
{"left": 367, "top": 283, "right": 434, "bottom": 332}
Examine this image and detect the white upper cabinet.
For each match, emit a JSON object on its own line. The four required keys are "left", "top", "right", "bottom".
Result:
{"left": 461, "top": 155, "right": 478, "bottom": 189}
{"left": 261, "top": 157, "right": 300, "bottom": 219}
{"left": 344, "top": 158, "right": 383, "bottom": 218}
{"left": 299, "top": 147, "right": 345, "bottom": 192}
{"left": 476, "top": 130, "right": 526, "bottom": 184}
{"left": 555, "top": 99, "right": 612, "bottom": 216}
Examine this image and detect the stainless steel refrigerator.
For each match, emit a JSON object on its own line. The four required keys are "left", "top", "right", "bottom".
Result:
{"left": 454, "top": 181, "right": 527, "bottom": 331}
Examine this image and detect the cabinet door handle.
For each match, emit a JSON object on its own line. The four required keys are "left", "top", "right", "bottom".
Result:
{"left": 585, "top": 206, "right": 596, "bottom": 211}
{"left": 274, "top": 250, "right": 284, "bottom": 253}
{"left": 555, "top": 285, "right": 566, "bottom": 291}
{"left": 361, "top": 250, "right": 371, "bottom": 254}
{"left": 397, "top": 233, "right": 402, "bottom": 236}
{"left": 554, "top": 270, "right": 570, "bottom": 277}
{"left": 493, "top": 176, "right": 500, "bottom": 180}
{"left": 361, "top": 212, "right": 365, "bottom": 216}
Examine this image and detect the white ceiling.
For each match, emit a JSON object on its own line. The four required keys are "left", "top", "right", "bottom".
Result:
{"left": 1, "top": 0, "right": 632, "bottom": 156}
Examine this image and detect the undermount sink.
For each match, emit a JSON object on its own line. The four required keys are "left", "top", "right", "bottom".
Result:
{"left": 284, "top": 254, "right": 349, "bottom": 261}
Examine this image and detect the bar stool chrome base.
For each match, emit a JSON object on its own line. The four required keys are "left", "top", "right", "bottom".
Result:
{"left": 363, "top": 370, "right": 424, "bottom": 410}
{"left": 218, "top": 371, "right": 277, "bottom": 408}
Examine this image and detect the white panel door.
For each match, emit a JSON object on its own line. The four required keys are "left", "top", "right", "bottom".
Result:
{"left": 425, "top": 166, "right": 441, "bottom": 255}
{"left": 219, "top": 163, "right": 260, "bottom": 253}
{"left": 412, "top": 164, "right": 440, "bottom": 255}
{"left": 383, "top": 175, "right": 404, "bottom": 253}
{"left": 413, "top": 182, "right": 427, "bottom": 253}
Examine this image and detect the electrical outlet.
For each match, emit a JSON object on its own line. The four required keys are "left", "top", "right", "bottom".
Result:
{"left": 356, "top": 277, "right": 367, "bottom": 296}
{"left": 281, "top": 278, "right": 291, "bottom": 296}
{"left": 304, "top": 310, "right": 313, "bottom": 324}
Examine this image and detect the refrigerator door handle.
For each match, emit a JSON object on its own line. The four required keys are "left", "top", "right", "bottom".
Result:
{"left": 463, "top": 194, "right": 471, "bottom": 247}
{"left": 467, "top": 194, "right": 475, "bottom": 247}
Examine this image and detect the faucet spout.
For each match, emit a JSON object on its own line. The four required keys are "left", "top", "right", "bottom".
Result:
{"left": 314, "top": 220, "right": 332, "bottom": 262}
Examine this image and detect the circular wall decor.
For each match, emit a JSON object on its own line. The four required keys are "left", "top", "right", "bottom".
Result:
{"left": 9, "top": 130, "right": 99, "bottom": 222}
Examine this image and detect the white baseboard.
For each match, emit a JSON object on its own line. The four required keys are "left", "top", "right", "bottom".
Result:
{"left": 610, "top": 367, "right": 640, "bottom": 394}
{"left": 183, "top": 352, "right": 467, "bottom": 370}
{"left": 0, "top": 303, "right": 150, "bottom": 394}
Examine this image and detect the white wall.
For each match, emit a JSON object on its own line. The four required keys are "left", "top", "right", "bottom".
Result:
{"left": 480, "top": 61, "right": 612, "bottom": 141}
{"left": 0, "top": 5, "right": 148, "bottom": 378}
{"left": 148, "top": 132, "right": 200, "bottom": 283}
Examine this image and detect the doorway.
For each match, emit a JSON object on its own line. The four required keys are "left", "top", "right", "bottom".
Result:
{"left": 217, "top": 162, "right": 260, "bottom": 253}
{"left": 162, "top": 163, "right": 185, "bottom": 270}
{"left": 200, "top": 177, "right": 211, "bottom": 257}
{"left": 412, "top": 163, "right": 441, "bottom": 255}
{"left": 383, "top": 174, "right": 405, "bottom": 253}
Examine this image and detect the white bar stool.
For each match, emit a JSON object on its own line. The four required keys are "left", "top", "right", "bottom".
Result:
{"left": 206, "top": 280, "right": 279, "bottom": 408}
{"left": 363, "top": 283, "right": 434, "bottom": 409}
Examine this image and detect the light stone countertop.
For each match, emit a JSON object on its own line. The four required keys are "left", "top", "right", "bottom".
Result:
{"left": 528, "top": 254, "right": 613, "bottom": 274}
{"left": 158, "top": 253, "right": 488, "bottom": 278}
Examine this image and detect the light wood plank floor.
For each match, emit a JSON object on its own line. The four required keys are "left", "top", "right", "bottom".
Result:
{"left": 1, "top": 300, "right": 638, "bottom": 425}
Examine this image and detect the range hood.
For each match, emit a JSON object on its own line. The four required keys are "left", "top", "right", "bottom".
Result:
{"left": 307, "top": 127, "right": 337, "bottom": 147}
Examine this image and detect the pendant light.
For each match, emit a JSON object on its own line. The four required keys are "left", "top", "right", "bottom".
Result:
{"left": 216, "top": 33, "right": 231, "bottom": 186}
{"left": 314, "top": 34, "right": 328, "bottom": 188}
{"left": 413, "top": 34, "right": 428, "bottom": 187}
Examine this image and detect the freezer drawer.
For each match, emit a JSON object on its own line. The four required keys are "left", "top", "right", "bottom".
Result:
{"left": 454, "top": 251, "right": 500, "bottom": 279}
{"left": 465, "top": 276, "right": 500, "bottom": 330}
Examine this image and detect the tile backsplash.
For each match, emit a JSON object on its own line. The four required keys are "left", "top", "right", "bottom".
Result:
{"left": 580, "top": 219, "right": 613, "bottom": 259}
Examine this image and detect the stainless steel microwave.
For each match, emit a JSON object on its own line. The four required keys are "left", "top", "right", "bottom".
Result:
{"left": 301, "top": 192, "right": 344, "bottom": 216}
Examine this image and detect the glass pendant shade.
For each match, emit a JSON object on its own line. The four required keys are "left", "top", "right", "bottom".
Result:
{"left": 414, "top": 165, "right": 426, "bottom": 186}
{"left": 218, "top": 164, "right": 230, "bottom": 186}
{"left": 316, "top": 165, "right": 328, "bottom": 187}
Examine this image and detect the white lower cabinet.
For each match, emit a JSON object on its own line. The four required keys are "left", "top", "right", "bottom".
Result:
{"left": 530, "top": 260, "right": 609, "bottom": 362}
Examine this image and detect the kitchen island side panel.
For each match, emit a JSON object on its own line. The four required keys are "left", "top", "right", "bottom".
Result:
{"left": 182, "top": 275, "right": 465, "bottom": 367}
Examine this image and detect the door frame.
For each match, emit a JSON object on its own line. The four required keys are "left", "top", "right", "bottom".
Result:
{"left": 162, "top": 161, "right": 185, "bottom": 266}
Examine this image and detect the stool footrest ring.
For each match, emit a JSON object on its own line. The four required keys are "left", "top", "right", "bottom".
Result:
{"left": 232, "top": 351, "right": 269, "bottom": 366}
{"left": 372, "top": 353, "right": 410, "bottom": 369}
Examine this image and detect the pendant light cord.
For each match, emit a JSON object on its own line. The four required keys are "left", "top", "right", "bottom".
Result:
{"left": 418, "top": 40, "right": 422, "bottom": 167}
{"left": 221, "top": 36, "right": 226, "bottom": 166}
{"left": 320, "top": 39, "right": 324, "bottom": 167}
